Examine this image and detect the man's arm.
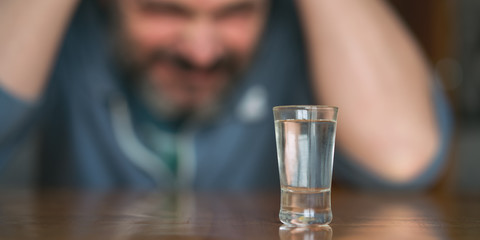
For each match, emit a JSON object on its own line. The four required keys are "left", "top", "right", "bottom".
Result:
{"left": 0, "top": 0, "right": 79, "bottom": 101}
{"left": 296, "top": 0, "right": 440, "bottom": 184}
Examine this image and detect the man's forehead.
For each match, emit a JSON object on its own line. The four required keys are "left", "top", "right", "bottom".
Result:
{"left": 132, "top": 0, "right": 269, "bottom": 12}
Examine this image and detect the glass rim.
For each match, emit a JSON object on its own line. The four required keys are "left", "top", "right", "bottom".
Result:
{"left": 273, "top": 105, "right": 338, "bottom": 111}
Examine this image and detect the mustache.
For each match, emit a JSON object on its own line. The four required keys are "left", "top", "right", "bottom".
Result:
{"left": 146, "top": 49, "right": 239, "bottom": 74}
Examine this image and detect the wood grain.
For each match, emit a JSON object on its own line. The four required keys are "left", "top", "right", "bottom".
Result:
{"left": 0, "top": 189, "right": 478, "bottom": 239}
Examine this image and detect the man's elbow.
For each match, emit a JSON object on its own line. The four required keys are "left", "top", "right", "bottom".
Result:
{"left": 372, "top": 138, "right": 441, "bottom": 186}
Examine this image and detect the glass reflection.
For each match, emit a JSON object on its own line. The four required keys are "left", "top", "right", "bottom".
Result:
{"left": 279, "top": 225, "right": 333, "bottom": 240}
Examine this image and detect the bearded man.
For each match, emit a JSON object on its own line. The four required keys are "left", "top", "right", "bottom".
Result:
{"left": 0, "top": 0, "right": 451, "bottom": 190}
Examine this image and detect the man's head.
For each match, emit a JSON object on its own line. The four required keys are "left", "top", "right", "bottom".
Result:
{"left": 110, "top": 0, "right": 270, "bottom": 118}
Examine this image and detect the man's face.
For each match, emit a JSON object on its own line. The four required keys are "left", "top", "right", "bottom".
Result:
{"left": 114, "top": 0, "right": 269, "bottom": 115}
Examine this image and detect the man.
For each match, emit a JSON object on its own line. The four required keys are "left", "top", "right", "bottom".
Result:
{"left": 0, "top": 0, "right": 451, "bottom": 190}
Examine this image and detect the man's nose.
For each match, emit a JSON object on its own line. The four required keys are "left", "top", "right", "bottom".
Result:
{"left": 178, "top": 20, "right": 223, "bottom": 69}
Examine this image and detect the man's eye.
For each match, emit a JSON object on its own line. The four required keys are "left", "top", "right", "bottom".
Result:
{"left": 216, "top": 5, "right": 255, "bottom": 20}
{"left": 140, "top": 3, "right": 190, "bottom": 17}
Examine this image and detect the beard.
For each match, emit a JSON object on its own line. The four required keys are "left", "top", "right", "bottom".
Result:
{"left": 111, "top": 35, "right": 246, "bottom": 122}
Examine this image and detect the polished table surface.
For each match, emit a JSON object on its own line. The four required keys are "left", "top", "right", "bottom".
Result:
{"left": 0, "top": 188, "right": 479, "bottom": 240}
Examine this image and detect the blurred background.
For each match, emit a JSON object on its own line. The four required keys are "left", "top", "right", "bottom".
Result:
{"left": 389, "top": 0, "right": 479, "bottom": 193}
{"left": 0, "top": 0, "right": 477, "bottom": 192}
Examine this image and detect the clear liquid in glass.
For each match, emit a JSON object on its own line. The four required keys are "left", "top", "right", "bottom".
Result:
{"left": 275, "top": 119, "right": 336, "bottom": 225}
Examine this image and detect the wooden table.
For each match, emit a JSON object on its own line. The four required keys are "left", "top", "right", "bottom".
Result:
{"left": 0, "top": 188, "right": 478, "bottom": 240}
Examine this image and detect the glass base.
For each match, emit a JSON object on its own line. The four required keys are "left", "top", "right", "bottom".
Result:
{"left": 279, "top": 209, "right": 332, "bottom": 226}
{"left": 279, "top": 187, "right": 332, "bottom": 226}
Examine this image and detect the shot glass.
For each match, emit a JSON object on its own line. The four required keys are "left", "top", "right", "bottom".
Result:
{"left": 273, "top": 105, "right": 338, "bottom": 226}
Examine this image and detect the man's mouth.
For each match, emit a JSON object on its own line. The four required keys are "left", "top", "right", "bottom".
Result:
{"left": 152, "top": 61, "right": 223, "bottom": 82}
{"left": 147, "top": 49, "right": 239, "bottom": 76}
{"left": 185, "top": 69, "right": 219, "bottom": 82}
